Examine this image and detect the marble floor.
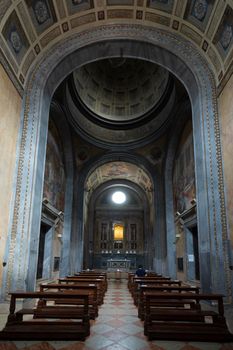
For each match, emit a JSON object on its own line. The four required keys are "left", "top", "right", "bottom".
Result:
{"left": 0, "top": 280, "right": 233, "bottom": 350}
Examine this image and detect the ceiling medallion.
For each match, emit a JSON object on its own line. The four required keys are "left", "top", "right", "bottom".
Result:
{"left": 34, "top": 1, "right": 50, "bottom": 24}
{"left": 10, "top": 30, "right": 22, "bottom": 53}
{"left": 220, "top": 24, "right": 233, "bottom": 50}
{"left": 193, "top": 0, "right": 207, "bottom": 21}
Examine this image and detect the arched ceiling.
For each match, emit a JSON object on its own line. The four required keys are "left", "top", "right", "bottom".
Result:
{"left": 0, "top": 0, "right": 232, "bottom": 96}
{"left": 65, "top": 57, "right": 175, "bottom": 147}
{"left": 95, "top": 186, "right": 144, "bottom": 210}
{"left": 72, "top": 58, "right": 169, "bottom": 121}
{"left": 85, "top": 161, "right": 153, "bottom": 202}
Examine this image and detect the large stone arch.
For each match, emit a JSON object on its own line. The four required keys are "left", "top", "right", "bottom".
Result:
{"left": 72, "top": 151, "right": 158, "bottom": 276}
{"left": 1, "top": 24, "right": 230, "bottom": 299}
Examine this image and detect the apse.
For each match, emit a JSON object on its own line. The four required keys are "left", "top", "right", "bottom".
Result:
{"left": 86, "top": 184, "right": 147, "bottom": 270}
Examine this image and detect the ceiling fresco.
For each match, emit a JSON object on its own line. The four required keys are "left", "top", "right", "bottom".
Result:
{"left": 0, "top": 0, "right": 232, "bottom": 95}
{"left": 85, "top": 161, "right": 153, "bottom": 200}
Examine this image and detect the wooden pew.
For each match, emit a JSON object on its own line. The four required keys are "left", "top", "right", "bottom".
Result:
{"left": 0, "top": 291, "right": 90, "bottom": 340}
{"left": 128, "top": 273, "right": 135, "bottom": 290}
{"left": 58, "top": 277, "right": 105, "bottom": 305}
{"left": 144, "top": 292, "right": 233, "bottom": 342}
{"left": 74, "top": 272, "right": 108, "bottom": 291}
{"left": 132, "top": 279, "right": 182, "bottom": 305}
{"left": 38, "top": 283, "right": 98, "bottom": 319}
{"left": 130, "top": 276, "right": 172, "bottom": 295}
{"left": 127, "top": 271, "right": 163, "bottom": 291}
{"left": 60, "top": 276, "right": 106, "bottom": 301}
{"left": 128, "top": 272, "right": 162, "bottom": 291}
{"left": 138, "top": 285, "right": 200, "bottom": 320}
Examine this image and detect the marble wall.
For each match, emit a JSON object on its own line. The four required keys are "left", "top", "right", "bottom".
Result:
{"left": 176, "top": 228, "right": 186, "bottom": 281}
{"left": 219, "top": 73, "right": 233, "bottom": 249}
{"left": 173, "top": 121, "right": 196, "bottom": 214}
{"left": 0, "top": 64, "right": 21, "bottom": 284}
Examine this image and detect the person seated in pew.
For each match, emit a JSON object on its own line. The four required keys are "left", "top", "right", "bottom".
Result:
{"left": 135, "top": 265, "right": 147, "bottom": 277}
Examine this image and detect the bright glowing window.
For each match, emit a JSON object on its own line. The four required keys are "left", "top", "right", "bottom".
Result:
{"left": 114, "top": 224, "right": 124, "bottom": 240}
{"left": 112, "top": 191, "right": 126, "bottom": 204}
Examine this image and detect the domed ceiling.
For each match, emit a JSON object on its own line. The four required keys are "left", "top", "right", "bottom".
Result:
{"left": 72, "top": 58, "right": 169, "bottom": 122}
{"left": 65, "top": 58, "right": 175, "bottom": 147}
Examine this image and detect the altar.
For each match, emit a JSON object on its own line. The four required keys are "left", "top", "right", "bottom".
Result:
{"left": 107, "top": 259, "right": 131, "bottom": 271}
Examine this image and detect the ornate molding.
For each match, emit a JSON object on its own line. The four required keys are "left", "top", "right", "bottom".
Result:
{"left": 3, "top": 23, "right": 231, "bottom": 298}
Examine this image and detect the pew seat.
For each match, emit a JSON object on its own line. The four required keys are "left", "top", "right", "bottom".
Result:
{"left": 0, "top": 291, "right": 90, "bottom": 340}
{"left": 144, "top": 292, "right": 233, "bottom": 342}
{"left": 138, "top": 285, "right": 200, "bottom": 320}
{"left": 39, "top": 283, "right": 98, "bottom": 319}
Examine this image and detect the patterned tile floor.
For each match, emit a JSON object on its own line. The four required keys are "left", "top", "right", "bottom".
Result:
{"left": 0, "top": 279, "right": 233, "bottom": 350}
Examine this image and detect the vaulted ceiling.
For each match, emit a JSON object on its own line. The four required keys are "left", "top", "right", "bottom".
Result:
{"left": 84, "top": 161, "right": 154, "bottom": 208}
{"left": 86, "top": 161, "right": 153, "bottom": 193}
{"left": 0, "top": 0, "right": 232, "bottom": 97}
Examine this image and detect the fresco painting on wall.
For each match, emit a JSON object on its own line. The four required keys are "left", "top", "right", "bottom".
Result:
{"left": 43, "top": 121, "right": 65, "bottom": 211}
{"left": 102, "top": 162, "right": 132, "bottom": 178}
{"left": 173, "top": 132, "right": 196, "bottom": 213}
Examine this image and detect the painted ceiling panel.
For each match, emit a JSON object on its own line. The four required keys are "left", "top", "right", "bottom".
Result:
{"left": 0, "top": 0, "right": 232, "bottom": 92}
{"left": 86, "top": 161, "right": 153, "bottom": 195}
{"left": 2, "top": 10, "right": 30, "bottom": 64}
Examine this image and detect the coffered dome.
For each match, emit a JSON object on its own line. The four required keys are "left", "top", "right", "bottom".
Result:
{"left": 65, "top": 57, "right": 175, "bottom": 148}
{"left": 72, "top": 58, "right": 169, "bottom": 122}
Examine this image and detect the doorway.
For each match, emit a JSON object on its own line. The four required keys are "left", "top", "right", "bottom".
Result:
{"left": 186, "top": 224, "right": 200, "bottom": 282}
{"left": 36, "top": 222, "right": 51, "bottom": 279}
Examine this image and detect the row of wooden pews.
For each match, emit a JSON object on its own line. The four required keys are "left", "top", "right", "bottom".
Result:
{"left": 129, "top": 272, "right": 233, "bottom": 342}
{"left": 0, "top": 270, "right": 107, "bottom": 340}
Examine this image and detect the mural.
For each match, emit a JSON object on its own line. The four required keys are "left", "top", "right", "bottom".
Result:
{"left": 85, "top": 161, "right": 153, "bottom": 196}
{"left": 43, "top": 120, "right": 65, "bottom": 211}
{"left": 173, "top": 124, "right": 196, "bottom": 213}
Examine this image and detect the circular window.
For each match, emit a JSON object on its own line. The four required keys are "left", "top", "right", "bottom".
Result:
{"left": 112, "top": 191, "right": 126, "bottom": 204}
